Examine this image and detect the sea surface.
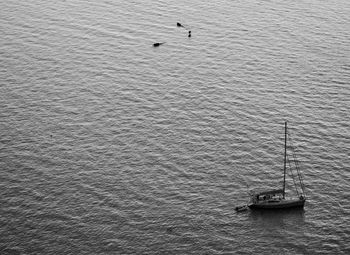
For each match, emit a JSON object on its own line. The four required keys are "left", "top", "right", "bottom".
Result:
{"left": 1, "top": 0, "right": 349, "bottom": 254}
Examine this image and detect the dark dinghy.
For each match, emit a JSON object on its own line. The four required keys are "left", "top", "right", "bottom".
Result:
{"left": 153, "top": 42, "right": 165, "bottom": 47}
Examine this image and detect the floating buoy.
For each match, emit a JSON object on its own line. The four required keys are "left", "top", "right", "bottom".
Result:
{"left": 188, "top": 31, "right": 191, "bottom": 37}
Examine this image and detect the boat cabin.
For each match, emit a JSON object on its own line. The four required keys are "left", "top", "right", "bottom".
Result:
{"left": 251, "top": 189, "right": 284, "bottom": 203}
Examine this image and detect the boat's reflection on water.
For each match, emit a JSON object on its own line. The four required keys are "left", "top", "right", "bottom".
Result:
{"left": 240, "top": 207, "right": 307, "bottom": 253}
{"left": 248, "top": 207, "right": 306, "bottom": 228}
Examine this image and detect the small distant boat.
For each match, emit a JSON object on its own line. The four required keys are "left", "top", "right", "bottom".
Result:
{"left": 177, "top": 22, "right": 189, "bottom": 30}
{"left": 153, "top": 42, "right": 165, "bottom": 47}
{"left": 248, "top": 122, "right": 306, "bottom": 210}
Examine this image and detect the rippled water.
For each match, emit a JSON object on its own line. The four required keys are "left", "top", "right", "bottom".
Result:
{"left": 1, "top": 0, "right": 349, "bottom": 254}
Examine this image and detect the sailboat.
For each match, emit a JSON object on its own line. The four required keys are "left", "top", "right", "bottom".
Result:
{"left": 248, "top": 122, "right": 306, "bottom": 210}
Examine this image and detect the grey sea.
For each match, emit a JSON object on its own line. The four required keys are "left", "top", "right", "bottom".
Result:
{"left": 1, "top": 0, "right": 349, "bottom": 254}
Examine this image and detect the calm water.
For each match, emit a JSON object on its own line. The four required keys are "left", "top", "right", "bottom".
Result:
{"left": 1, "top": 0, "right": 349, "bottom": 254}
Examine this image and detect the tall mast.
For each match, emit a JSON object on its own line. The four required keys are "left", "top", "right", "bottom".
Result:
{"left": 283, "top": 121, "right": 287, "bottom": 199}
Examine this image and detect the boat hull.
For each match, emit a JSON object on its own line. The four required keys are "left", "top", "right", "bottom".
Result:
{"left": 248, "top": 198, "right": 305, "bottom": 210}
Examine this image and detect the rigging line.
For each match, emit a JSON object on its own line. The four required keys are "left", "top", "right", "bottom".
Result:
{"left": 287, "top": 131, "right": 306, "bottom": 197}
{"left": 287, "top": 133, "right": 302, "bottom": 181}
{"left": 293, "top": 150, "right": 305, "bottom": 195}
{"left": 286, "top": 154, "right": 300, "bottom": 197}
{"left": 288, "top": 134, "right": 304, "bottom": 187}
